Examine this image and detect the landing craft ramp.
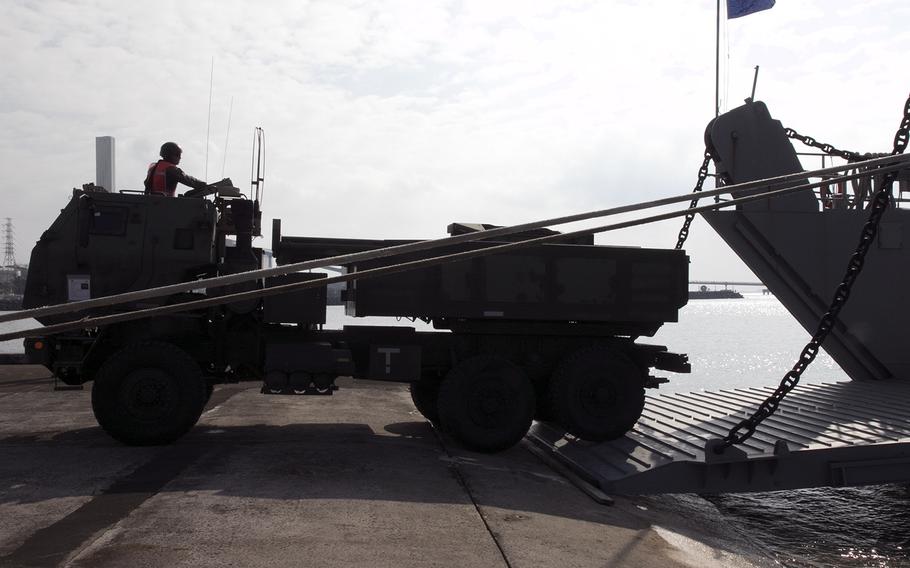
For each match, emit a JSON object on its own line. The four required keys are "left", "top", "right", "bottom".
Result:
{"left": 525, "top": 99, "right": 907, "bottom": 495}
{"left": 529, "top": 380, "right": 910, "bottom": 494}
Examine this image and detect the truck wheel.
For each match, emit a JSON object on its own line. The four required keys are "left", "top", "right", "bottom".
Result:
{"left": 438, "top": 356, "right": 536, "bottom": 453}
{"left": 548, "top": 346, "right": 645, "bottom": 442}
{"left": 409, "top": 378, "right": 441, "bottom": 425}
{"left": 92, "top": 341, "right": 207, "bottom": 446}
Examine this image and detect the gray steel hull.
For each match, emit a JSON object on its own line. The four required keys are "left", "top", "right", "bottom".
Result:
{"left": 703, "top": 206, "right": 909, "bottom": 382}
{"left": 701, "top": 100, "right": 909, "bottom": 382}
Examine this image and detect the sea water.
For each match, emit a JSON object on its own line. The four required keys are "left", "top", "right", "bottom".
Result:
{"left": 651, "top": 293, "right": 850, "bottom": 393}
{"left": 2, "top": 299, "right": 908, "bottom": 566}
{"left": 653, "top": 296, "right": 908, "bottom": 567}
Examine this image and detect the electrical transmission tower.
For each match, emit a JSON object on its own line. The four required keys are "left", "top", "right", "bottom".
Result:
{"left": 2, "top": 218, "right": 15, "bottom": 267}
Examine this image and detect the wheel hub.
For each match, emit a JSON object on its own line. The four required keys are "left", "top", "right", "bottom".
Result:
{"left": 120, "top": 368, "right": 177, "bottom": 422}
{"left": 469, "top": 384, "right": 510, "bottom": 427}
{"left": 579, "top": 376, "right": 617, "bottom": 417}
{"left": 136, "top": 382, "right": 163, "bottom": 405}
{"left": 480, "top": 396, "right": 502, "bottom": 414}
{"left": 594, "top": 385, "right": 615, "bottom": 404}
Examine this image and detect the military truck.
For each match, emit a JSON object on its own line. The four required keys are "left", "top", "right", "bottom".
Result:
{"left": 20, "top": 184, "right": 690, "bottom": 452}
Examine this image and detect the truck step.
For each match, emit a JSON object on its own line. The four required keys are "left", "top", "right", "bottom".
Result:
{"left": 261, "top": 384, "right": 338, "bottom": 396}
{"left": 261, "top": 371, "right": 338, "bottom": 395}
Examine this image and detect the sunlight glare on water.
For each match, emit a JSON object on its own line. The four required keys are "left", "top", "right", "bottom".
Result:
{"left": 708, "top": 483, "right": 910, "bottom": 567}
{"left": 652, "top": 293, "right": 849, "bottom": 393}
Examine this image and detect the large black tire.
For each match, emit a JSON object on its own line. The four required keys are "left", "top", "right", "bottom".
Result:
{"left": 437, "top": 356, "right": 536, "bottom": 453}
{"left": 409, "top": 378, "right": 442, "bottom": 425}
{"left": 92, "top": 341, "right": 207, "bottom": 446}
{"left": 548, "top": 345, "right": 645, "bottom": 442}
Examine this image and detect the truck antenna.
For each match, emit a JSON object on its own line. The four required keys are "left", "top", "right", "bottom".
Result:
{"left": 221, "top": 96, "right": 234, "bottom": 179}
{"left": 204, "top": 57, "right": 214, "bottom": 181}
{"left": 250, "top": 127, "right": 265, "bottom": 205}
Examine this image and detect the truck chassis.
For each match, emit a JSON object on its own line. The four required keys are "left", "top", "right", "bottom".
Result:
{"left": 21, "top": 187, "right": 689, "bottom": 452}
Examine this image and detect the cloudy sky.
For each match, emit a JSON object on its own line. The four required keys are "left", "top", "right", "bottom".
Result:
{"left": 1, "top": 0, "right": 908, "bottom": 280}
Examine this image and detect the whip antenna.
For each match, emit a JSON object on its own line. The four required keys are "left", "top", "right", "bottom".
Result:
{"left": 251, "top": 127, "right": 265, "bottom": 205}
{"left": 221, "top": 96, "right": 234, "bottom": 178}
{"left": 204, "top": 57, "right": 214, "bottom": 180}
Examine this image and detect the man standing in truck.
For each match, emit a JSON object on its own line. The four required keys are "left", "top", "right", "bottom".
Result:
{"left": 144, "top": 142, "right": 208, "bottom": 197}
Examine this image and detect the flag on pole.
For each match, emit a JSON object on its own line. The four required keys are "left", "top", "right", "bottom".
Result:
{"left": 727, "top": 0, "right": 775, "bottom": 19}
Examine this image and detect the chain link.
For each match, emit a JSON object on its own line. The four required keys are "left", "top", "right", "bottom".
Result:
{"left": 674, "top": 151, "right": 716, "bottom": 250}
{"left": 893, "top": 93, "right": 910, "bottom": 154}
{"left": 716, "top": 92, "right": 910, "bottom": 453}
{"left": 677, "top": 115, "right": 877, "bottom": 251}
{"left": 783, "top": 127, "right": 863, "bottom": 162}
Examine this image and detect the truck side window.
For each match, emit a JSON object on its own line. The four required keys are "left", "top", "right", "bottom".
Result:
{"left": 89, "top": 206, "right": 129, "bottom": 236}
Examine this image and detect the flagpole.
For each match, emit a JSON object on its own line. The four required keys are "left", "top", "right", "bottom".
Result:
{"left": 715, "top": 0, "right": 720, "bottom": 117}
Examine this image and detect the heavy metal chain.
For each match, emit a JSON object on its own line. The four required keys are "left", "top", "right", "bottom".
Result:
{"left": 784, "top": 127, "right": 863, "bottom": 162}
{"left": 674, "top": 150, "right": 716, "bottom": 250}
{"left": 717, "top": 92, "right": 910, "bottom": 453}
{"left": 677, "top": 120, "right": 868, "bottom": 251}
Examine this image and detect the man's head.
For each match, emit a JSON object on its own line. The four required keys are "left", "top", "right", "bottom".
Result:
{"left": 160, "top": 141, "right": 182, "bottom": 164}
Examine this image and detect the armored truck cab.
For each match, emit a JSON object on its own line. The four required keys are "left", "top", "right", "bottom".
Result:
{"left": 21, "top": 187, "right": 690, "bottom": 452}
{"left": 24, "top": 190, "right": 218, "bottom": 323}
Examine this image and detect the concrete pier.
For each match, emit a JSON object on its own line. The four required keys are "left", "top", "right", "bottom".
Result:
{"left": 0, "top": 367, "right": 764, "bottom": 568}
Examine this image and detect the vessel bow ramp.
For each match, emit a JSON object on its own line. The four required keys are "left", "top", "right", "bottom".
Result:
{"left": 529, "top": 380, "right": 910, "bottom": 494}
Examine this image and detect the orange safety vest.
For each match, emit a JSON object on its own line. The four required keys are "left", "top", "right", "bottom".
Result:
{"left": 147, "top": 160, "right": 178, "bottom": 196}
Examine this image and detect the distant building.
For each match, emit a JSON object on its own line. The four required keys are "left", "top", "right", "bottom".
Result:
{"left": 0, "top": 265, "right": 22, "bottom": 284}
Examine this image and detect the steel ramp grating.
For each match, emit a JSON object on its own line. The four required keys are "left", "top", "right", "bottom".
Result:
{"left": 527, "top": 380, "right": 910, "bottom": 494}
